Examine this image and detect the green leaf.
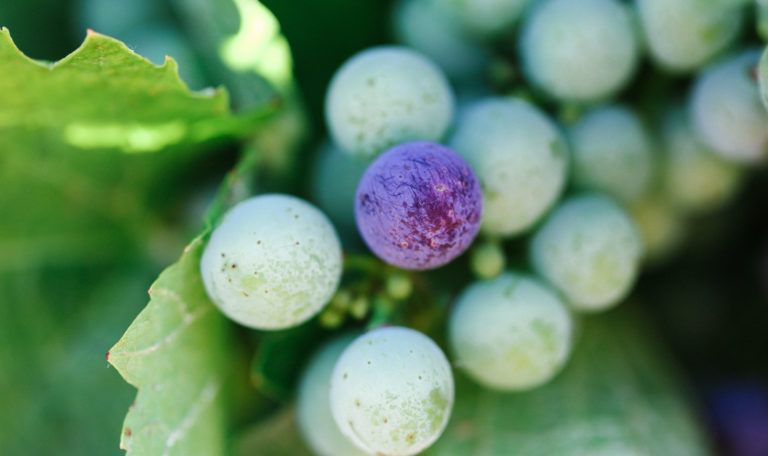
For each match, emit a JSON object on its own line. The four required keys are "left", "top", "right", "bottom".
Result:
{"left": 427, "top": 308, "right": 712, "bottom": 455}
{"left": 0, "top": 28, "right": 276, "bottom": 272}
{"left": 0, "top": 27, "right": 263, "bottom": 150}
{"left": 108, "top": 237, "right": 234, "bottom": 456}
{"left": 107, "top": 132, "right": 270, "bottom": 455}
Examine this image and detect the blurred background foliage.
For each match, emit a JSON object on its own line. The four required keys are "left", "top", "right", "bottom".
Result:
{"left": 1, "top": 0, "right": 768, "bottom": 455}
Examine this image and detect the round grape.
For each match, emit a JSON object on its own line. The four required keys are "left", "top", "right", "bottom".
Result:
{"left": 200, "top": 194, "right": 342, "bottom": 330}
{"left": 690, "top": 49, "right": 767, "bottom": 163}
{"left": 355, "top": 141, "right": 482, "bottom": 270}
{"left": 569, "top": 105, "right": 655, "bottom": 203}
{"left": 519, "top": 0, "right": 639, "bottom": 102}
{"left": 663, "top": 108, "right": 743, "bottom": 214}
{"left": 325, "top": 46, "right": 454, "bottom": 159}
{"left": 636, "top": 0, "right": 743, "bottom": 73}
{"left": 469, "top": 241, "right": 506, "bottom": 280}
{"left": 310, "top": 141, "right": 369, "bottom": 241}
{"left": 393, "top": 0, "right": 490, "bottom": 81}
{"left": 297, "top": 334, "right": 368, "bottom": 456}
{"left": 330, "top": 326, "right": 454, "bottom": 456}
{"left": 435, "top": 0, "right": 532, "bottom": 37}
{"left": 449, "top": 272, "right": 573, "bottom": 391}
{"left": 531, "top": 194, "right": 643, "bottom": 312}
{"left": 449, "top": 97, "right": 568, "bottom": 237}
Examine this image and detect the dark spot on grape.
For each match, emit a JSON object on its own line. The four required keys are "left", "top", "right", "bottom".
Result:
{"left": 124, "top": 428, "right": 132, "bottom": 437}
{"left": 231, "top": 264, "right": 237, "bottom": 269}
{"left": 242, "top": 292, "right": 249, "bottom": 297}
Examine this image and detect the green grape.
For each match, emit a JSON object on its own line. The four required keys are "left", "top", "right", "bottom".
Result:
{"left": 325, "top": 46, "right": 454, "bottom": 159}
{"left": 691, "top": 49, "right": 767, "bottom": 163}
{"left": 330, "top": 327, "right": 454, "bottom": 456}
{"left": 470, "top": 241, "right": 506, "bottom": 280}
{"left": 310, "top": 141, "right": 369, "bottom": 242}
{"left": 531, "top": 194, "right": 643, "bottom": 312}
{"left": 200, "top": 194, "right": 342, "bottom": 330}
{"left": 393, "top": 0, "right": 490, "bottom": 81}
{"left": 636, "top": 0, "right": 744, "bottom": 73}
{"left": 520, "top": 0, "right": 639, "bottom": 102}
{"left": 296, "top": 334, "right": 368, "bottom": 456}
{"left": 450, "top": 97, "right": 568, "bottom": 237}
{"left": 569, "top": 105, "right": 655, "bottom": 203}
{"left": 435, "top": 0, "right": 532, "bottom": 37}
{"left": 449, "top": 272, "right": 573, "bottom": 391}
{"left": 663, "top": 108, "right": 743, "bottom": 214}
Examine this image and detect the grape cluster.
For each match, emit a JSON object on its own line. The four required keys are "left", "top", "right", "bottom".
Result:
{"left": 199, "top": 0, "right": 768, "bottom": 454}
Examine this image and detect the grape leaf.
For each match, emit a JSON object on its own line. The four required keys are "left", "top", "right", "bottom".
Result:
{"left": 107, "top": 236, "right": 234, "bottom": 456}
{"left": 427, "top": 307, "right": 712, "bottom": 455}
{"left": 0, "top": 27, "right": 274, "bottom": 272}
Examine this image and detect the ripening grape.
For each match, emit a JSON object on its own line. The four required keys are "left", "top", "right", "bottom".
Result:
{"left": 330, "top": 327, "right": 454, "bottom": 456}
{"left": 325, "top": 46, "right": 454, "bottom": 159}
{"left": 200, "top": 194, "right": 342, "bottom": 330}
{"left": 569, "top": 105, "right": 655, "bottom": 203}
{"left": 449, "top": 97, "right": 568, "bottom": 237}
{"left": 519, "top": 0, "right": 639, "bottom": 102}
{"left": 690, "top": 49, "right": 767, "bottom": 163}
{"left": 531, "top": 194, "right": 643, "bottom": 312}
{"left": 636, "top": 0, "right": 743, "bottom": 73}
{"left": 663, "top": 108, "right": 743, "bottom": 214}
{"left": 449, "top": 272, "right": 573, "bottom": 391}
{"left": 393, "top": 0, "right": 490, "bottom": 81}
{"left": 297, "top": 334, "right": 368, "bottom": 456}
{"left": 355, "top": 141, "right": 482, "bottom": 270}
{"left": 310, "top": 141, "right": 369, "bottom": 240}
{"left": 435, "top": 0, "right": 532, "bottom": 37}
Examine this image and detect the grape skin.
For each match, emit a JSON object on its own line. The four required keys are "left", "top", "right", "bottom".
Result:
{"left": 690, "top": 49, "right": 767, "bottom": 164}
{"left": 330, "top": 326, "right": 454, "bottom": 456}
{"left": 297, "top": 334, "right": 369, "bottom": 456}
{"left": 449, "top": 272, "right": 573, "bottom": 391}
{"left": 663, "top": 108, "right": 743, "bottom": 214}
{"left": 393, "top": 0, "right": 490, "bottom": 82}
{"left": 310, "top": 141, "right": 369, "bottom": 241}
{"left": 325, "top": 46, "right": 454, "bottom": 159}
{"left": 449, "top": 97, "right": 568, "bottom": 237}
{"left": 435, "top": 0, "right": 532, "bottom": 37}
{"left": 200, "top": 194, "right": 342, "bottom": 330}
{"left": 354, "top": 141, "right": 482, "bottom": 270}
{"left": 531, "top": 194, "right": 643, "bottom": 312}
{"left": 519, "top": 0, "right": 639, "bottom": 102}
{"left": 636, "top": 0, "right": 743, "bottom": 73}
{"left": 569, "top": 105, "right": 655, "bottom": 203}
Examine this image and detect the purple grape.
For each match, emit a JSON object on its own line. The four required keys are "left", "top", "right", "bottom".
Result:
{"left": 355, "top": 141, "right": 482, "bottom": 270}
